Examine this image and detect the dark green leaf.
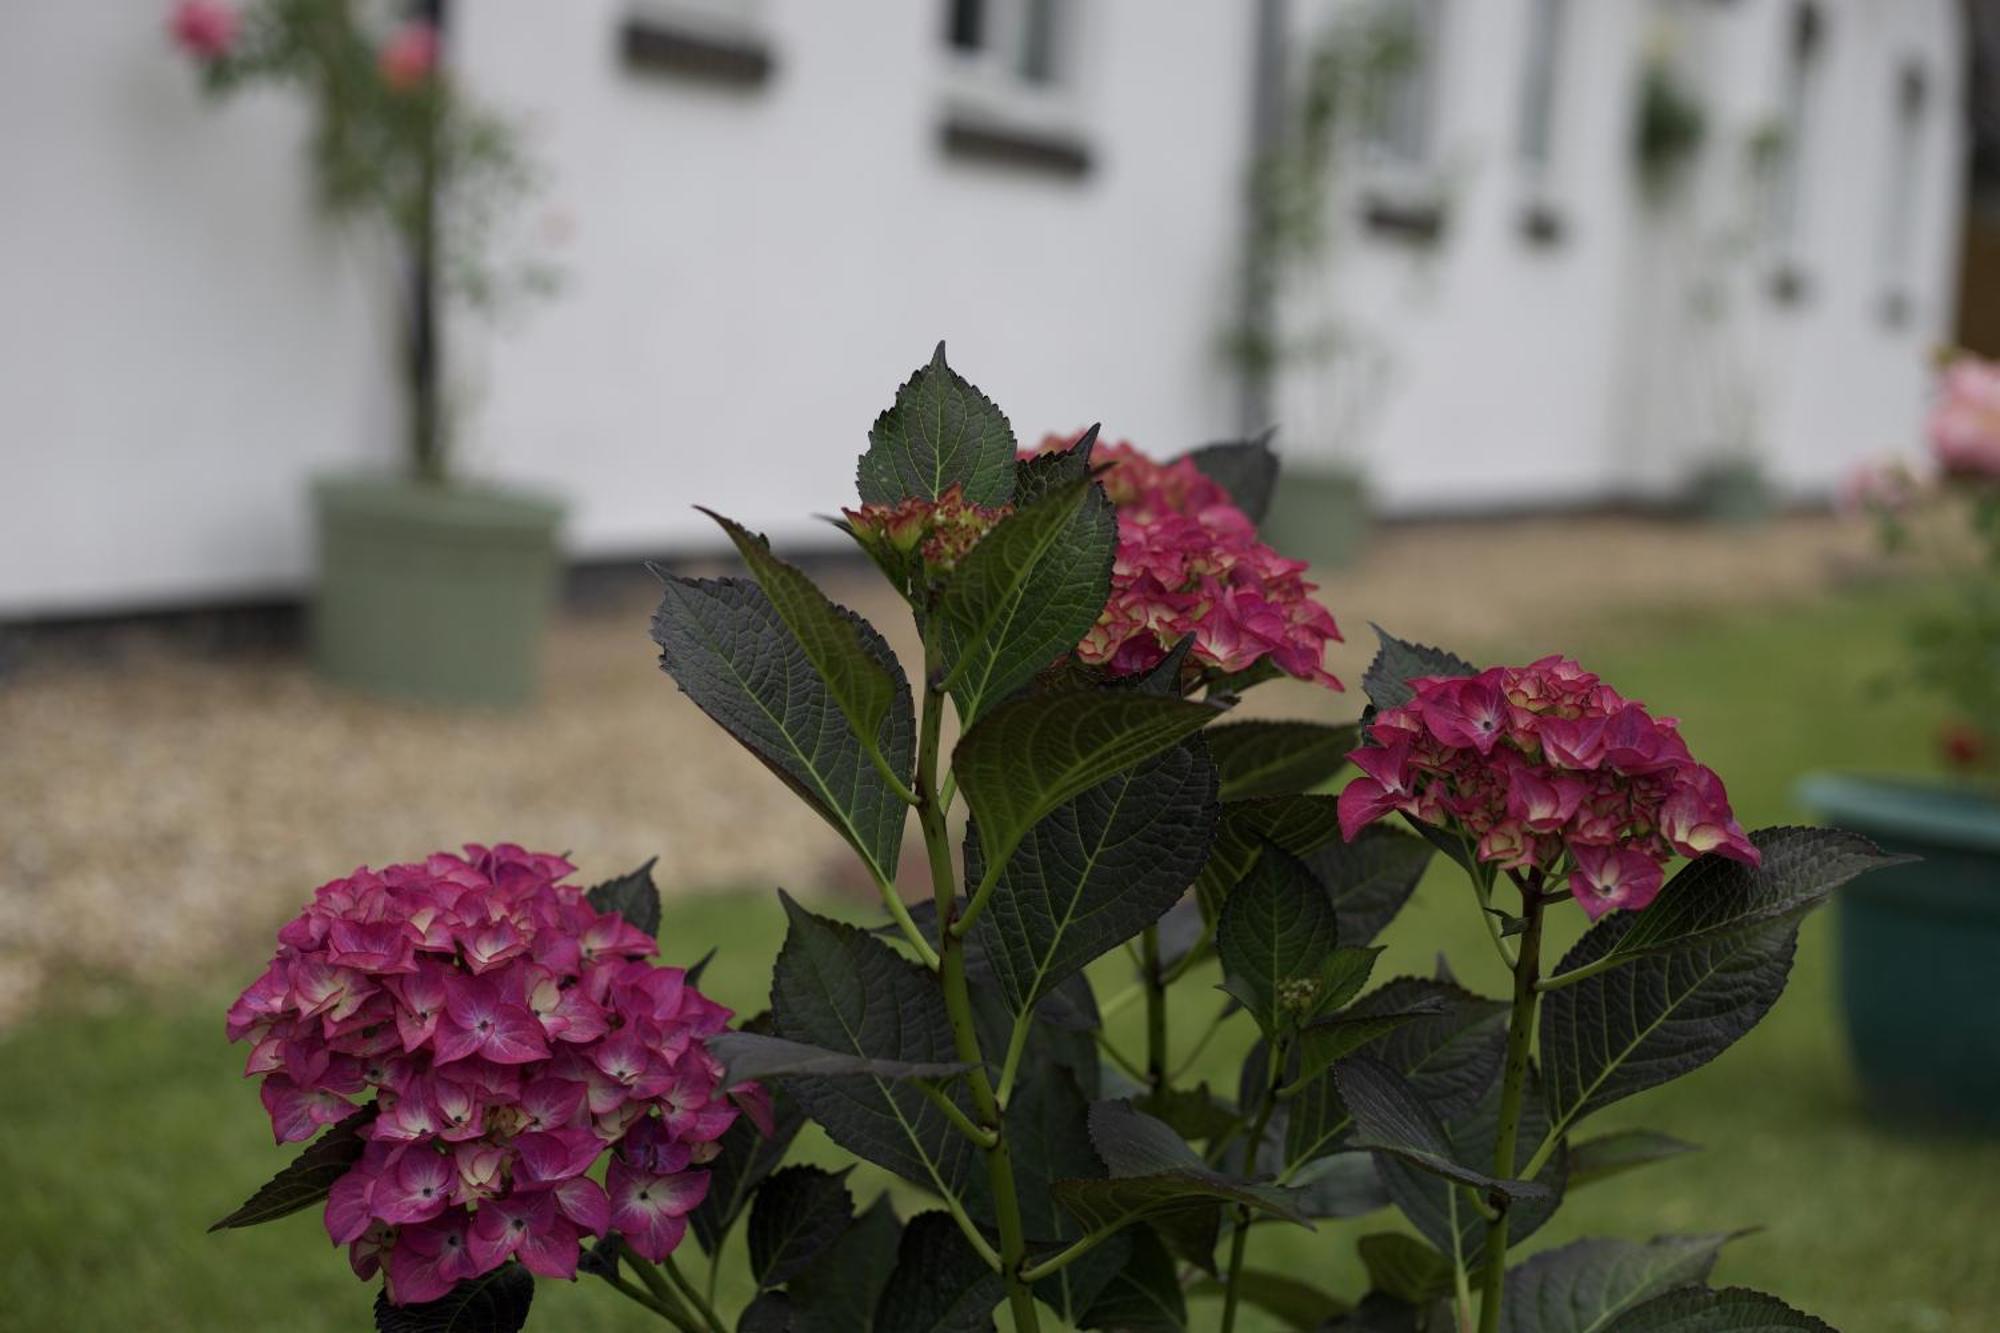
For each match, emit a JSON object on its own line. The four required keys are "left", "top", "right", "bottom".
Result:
{"left": 1189, "top": 1269, "right": 1350, "bottom": 1328}
{"left": 1551, "top": 828, "right": 1908, "bottom": 980}
{"left": 874, "top": 1211, "right": 1006, "bottom": 1332}
{"left": 1567, "top": 1130, "right": 1700, "bottom": 1190}
{"left": 1206, "top": 720, "right": 1359, "bottom": 800}
{"left": 1284, "top": 1151, "right": 1391, "bottom": 1219}
{"left": 1328, "top": 1292, "right": 1456, "bottom": 1332}
{"left": 1288, "top": 997, "right": 1447, "bottom": 1094}
{"left": 1010, "top": 1065, "right": 1135, "bottom": 1320}
{"left": 748, "top": 1166, "right": 858, "bottom": 1289}
{"left": 1498, "top": 1234, "right": 1734, "bottom": 1333}
{"left": 709, "top": 1031, "right": 970, "bottom": 1084}
{"left": 784, "top": 1197, "right": 906, "bottom": 1333}
{"left": 1307, "top": 826, "right": 1435, "bottom": 946}
{"left": 691, "top": 1084, "right": 805, "bottom": 1253}
{"left": 584, "top": 859, "right": 662, "bottom": 940}
{"left": 373, "top": 1264, "right": 532, "bottom": 1333}
{"left": 856, "top": 342, "right": 1016, "bottom": 508}
{"left": 1134, "top": 1083, "right": 1240, "bottom": 1146}
{"left": 1193, "top": 794, "right": 1345, "bottom": 922}
{"left": 1181, "top": 435, "right": 1280, "bottom": 524}
{"left": 1358, "top": 1233, "right": 1456, "bottom": 1305}
{"left": 938, "top": 479, "right": 1118, "bottom": 723}
{"left": 1217, "top": 844, "right": 1341, "bottom": 1038}
{"left": 954, "top": 692, "right": 1220, "bottom": 883}
{"left": 1014, "top": 425, "right": 1099, "bottom": 506}
{"left": 210, "top": 1103, "right": 376, "bottom": 1231}
{"left": 1338, "top": 1058, "right": 1550, "bottom": 1203}
{"left": 704, "top": 509, "right": 912, "bottom": 778}
{"left": 1360, "top": 626, "right": 1478, "bottom": 713}
{"left": 769, "top": 894, "right": 983, "bottom": 1205}
{"left": 1124, "top": 634, "right": 1198, "bottom": 695}
{"left": 651, "top": 575, "right": 912, "bottom": 883}
{"left": 1077, "top": 1226, "right": 1188, "bottom": 1331}
{"left": 1603, "top": 1286, "right": 1836, "bottom": 1331}
{"left": 968, "top": 740, "right": 1218, "bottom": 1021}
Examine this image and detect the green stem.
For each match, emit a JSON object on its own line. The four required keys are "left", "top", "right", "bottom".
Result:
{"left": 871, "top": 865, "right": 940, "bottom": 970}
{"left": 916, "top": 1077, "right": 1000, "bottom": 1149}
{"left": 1477, "top": 884, "right": 1546, "bottom": 1333}
{"left": 704, "top": 1227, "right": 726, "bottom": 1312}
{"left": 602, "top": 1271, "right": 697, "bottom": 1330}
{"left": 1220, "top": 1037, "right": 1284, "bottom": 1333}
{"left": 663, "top": 1255, "right": 727, "bottom": 1333}
{"left": 1536, "top": 950, "right": 1623, "bottom": 993}
{"left": 1169, "top": 999, "right": 1234, "bottom": 1083}
{"left": 1017, "top": 1218, "right": 1127, "bottom": 1283}
{"left": 1094, "top": 1029, "right": 1149, "bottom": 1084}
{"left": 1142, "top": 925, "right": 1169, "bottom": 1091}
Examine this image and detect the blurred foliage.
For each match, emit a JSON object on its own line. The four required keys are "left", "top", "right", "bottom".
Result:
{"left": 1633, "top": 58, "right": 1707, "bottom": 196}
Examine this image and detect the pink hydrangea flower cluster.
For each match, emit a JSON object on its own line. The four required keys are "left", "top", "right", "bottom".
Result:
{"left": 1928, "top": 354, "right": 2000, "bottom": 478}
{"left": 1036, "top": 435, "right": 1342, "bottom": 688}
{"left": 226, "top": 845, "right": 751, "bottom": 1304}
{"left": 843, "top": 482, "right": 1014, "bottom": 576}
{"left": 1338, "top": 657, "right": 1760, "bottom": 919}
{"left": 378, "top": 20, "right": 440, "bottom": 91}
{"left": 168, "top": 0, "right": 240, "bottom": 60}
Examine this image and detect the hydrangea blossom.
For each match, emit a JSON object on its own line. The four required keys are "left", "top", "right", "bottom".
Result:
{"left": 1035, "top": 435, "right": 1342, "bottom": 688}
{"left": 843, "top": 483, "right": 1014, "bottom": 584}
{"left": 378, "top": 20, "right": 440, "bottom": 91}
{"left": 1927, "top": 354, "right": 2000, "bottom": 478}
{"left": 168, "top": 0, "right": 240, "bottom": 60}
{"left": 1338, "top": 657, "right": 1759, "bottom": 918}
{"left": 226, "top": 844, "right": 754, "bottom": 1304}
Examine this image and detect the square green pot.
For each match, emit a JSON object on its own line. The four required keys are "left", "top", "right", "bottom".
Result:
{"left": 1260, "top": 467, "right": 1372, "bottom": 569}
{"left": 311, "top": 475, "right": 565, "bottom": 708}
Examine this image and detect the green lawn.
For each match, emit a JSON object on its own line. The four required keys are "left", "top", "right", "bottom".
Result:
{"left": 6, "top": 586, "right": 1997, "bottom": 1332}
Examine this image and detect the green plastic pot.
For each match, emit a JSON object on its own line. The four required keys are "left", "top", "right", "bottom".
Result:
{"left": 1261, "top": 466, "right": 1372, "bottom": 569}
{"left": 311, "top": 475, "right": 565, "bottom": 708}
{"left": 1796, "top": 771, "right": 2000, "bottom": 1128}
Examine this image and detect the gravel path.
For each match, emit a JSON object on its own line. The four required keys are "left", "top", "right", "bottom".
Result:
{"left": 0, "top": 511, "right": 1876, "bottom": 1024}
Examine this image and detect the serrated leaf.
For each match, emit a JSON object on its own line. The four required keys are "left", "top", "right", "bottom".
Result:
{"left": 857, "top": 342, "right": 1016, "bottom": 508}
{"left": 1337, "top": 1058, "right": 1549, "bottom": 1203}
{"left": 1181, "top": 434, "right": 1280, "bottom": 524}
{"left": 691, "top": 1083, "right": 806, "bottom": 1253}
{"left": 1288, "top": 997, "right": 1447, "bottom": 1094}
{"left": 1206, "top": 720, "right": 1359, "bottom": 800}
{"left": 749, "top": 1166, "right": 856, "bottom": 1289}
{"left": 954, "top": 692, "right": 1220, "bottom": 884}
{"left": 373, "top": 1263, "right": 533, "bottom": 1333}
{"left": 709, "top": 1031, "right": 970, "bottom": 1084}
{"left": 1603, "top": 1286, "right": 1836, "bottom": 1332}
{"left": 210, "top": 1103, "right": 376, "bottom": 1231}
{"left": 1216, "top": 843, "right": 1344, "bottom": 1038}
{"left": 938, "top": 479, "right": 1118, "bottom": 723}
{"left": 1014, "top": 426, "right": 1099, "bottom": 506}
{"left": 651, "top": 575, "right": 912, "bottom": 883}
{"left": 1133, "top": 1083, "right": 1240, "bottom": 1146}
{"left": 768, "top": 894, "right": 984, "bottom": 1207}
{"left": 1189, "top": 1269, "right": 1350, "bottom": 1328}
{"left": 1077, "top": 1226, "right": 1187, "bottom": 1331}
{"left": 1193, "top": 794, "right": 1345, "bottom": 923}
{"left": 704, "top": 509, "right": 911, "bottom": 781}
{"left": 1566, "top": 1130, "right": 1700, "bottom": 1190}
{"left": 1541, "top": 907, "right": 1799, "bottom": 1134}
{"left": 1361, "top": 626, "right": 1478, "bottom": 713}
{"left": 1551, "top": 828, "right": 1908, "bottom": 980}
{"left": 874, "top": 1211, "right": 1006, "bottom": 1332}
{"left": 968, "top": 740, "right": 1219, "bottom": 1022}
{"left": 1357, "top": 1233, "right": 1456, "bottom": 1305}
{"left": 784, "top": 1197, "right": 906, "bottom": 1333}
{"left": 1010, "top": 1064, "right": 1135, "bottom": 1321}
{"left": 1498, "top": 1234, "right": 1735, "bottom": 1333}
{"left": 1124, "top": 633, "right": 1198, "bottom": 696}
{"left": 1307, "top": 826, "right": 1435, "bottom": 946}
{"left": 584, "top": 859, "right": 662, "bottom": 940}
{"left": 1285, "top": 1150, "right": 1392, "bottom": 1219}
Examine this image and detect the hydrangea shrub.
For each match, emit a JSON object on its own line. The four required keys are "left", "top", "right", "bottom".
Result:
{"left": 217, "top": 346, "right": 1905, "bottom": 1331}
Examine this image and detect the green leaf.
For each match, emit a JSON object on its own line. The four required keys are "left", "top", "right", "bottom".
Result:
{"left": 1498, "top": 1234, "right": 1735, "bottom": 1333}
{"left": 704, "top": 509, "right": 912, "bottom": 781}
{"left": 584, "top": 859, "right": 661, "bottom": 939}
{"left": 1288, "top": 995, "right": 1446, "bottom": 1094}
{"left": 709, "top": 1031, "right": 970, "bottom": 1084}
{"left": 1010, "top": 1065, "right": 1136, "bottom": 1321}
{"left": 1013, "top": 424, "right": 1098, "bottom": 507}
{"left": 1361, "top": 626, "right": 1478, "bottom": 713}
{"left": 1307, "top": 825, "right": 1435, "bottom": 946}
{"left": 1566, "top": 1130, "right": 1700, "bottom": 1190}
{"left": 954, "top": 692, "right": 1221, "bottom": 884}
{"left": 1133, "top": 1083, "right": 1240, "bottom": 1146}
{"left": 783, "top": 1197, "right": 906, "bottom": 1333}
{"left": 938, "top": 479, "right": 1118, "bottom": 725}
{"left": 1206, "top": 720, "right": 1359, "bottom": 800}
{"left": 1603, "top": 1286, "right": 1836, "bottom": 1332}
{"left": 1189, "top": 1270, "right": 1350, "bottom": 1328}
{"left": 968, "top": 740, "right": 1218, "bottom": 1021}
{"left": 874, "top": 1211, "right": 1006, "bottom": 1332}
{"left": 1077, "top": 1226, "right": 1187, "bottom": 1331}
{"left": 691, "top": 1084, "right": 806, "bottom": 1253}
{"left": 1357, "top": 1233, "right": 1456, "bottom": 1305}
{"left": 209, "top": 1103, "right": 376, "bottom": 1231}
{"left": 1181, "top": 434, "right": 1280, "bottom": 524}
{"left": 651, "top": 575, "right": 912, "bottom": 883}
{"left": 749, "top": 1166, "right": 857, "bottom": 1289}
{"left": 856, "top": 342, "right": 1016, "bottom": 508}
{"left": 1217, "top": 844, "right": 1341, "bottom": 1039}
{"left": 373, "top": 1264, "right": 532, "bottom": 1333}
{"left": 1337, "top": 1058, "right": 1551, "bottom": 1204}
{"left": 1284, "top": 1151, "right": 1391, "bottom": 1219}
{"left": 768, "top": 894, "right": 984, "bottom": 1206}
{"left": 1193, "top": 794, "right": 1344, "bottom": 922}
{"left": 1551, "top": 827, "right": 1908, "bottom": 981}
{"left": 1541, "top": 911, "right": 1799, "bottom": 1133}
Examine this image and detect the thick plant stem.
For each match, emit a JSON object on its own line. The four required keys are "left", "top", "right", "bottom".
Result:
{"left": 1141, "top": 925, "right": 1169, "bottom": 1090}
{"left": 1477, "top": 887, "right": 1546, "bottom": 1333}
{"left": 1221, "top": 1038, "right": 1283, "bottom": 1333}
{"left": 917, "top": 649, "right": 1042, "bottom": 1333}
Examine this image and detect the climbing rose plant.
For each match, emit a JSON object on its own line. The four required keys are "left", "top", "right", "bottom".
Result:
{"left": 217, "top": 346, "right": 1901, "bottom": 1331}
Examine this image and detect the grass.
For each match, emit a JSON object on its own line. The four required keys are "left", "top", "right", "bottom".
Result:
{"left": 5, "top": 585, "right": 1997, "bottom": 1332}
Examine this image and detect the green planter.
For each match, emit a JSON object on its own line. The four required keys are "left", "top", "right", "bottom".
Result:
{"left": 1261, "top": 466, "right": 1372, "bottom": 569}
{"left": 312, "top": 475, "right": 565, "bottom": 708}
{"left": 1796, "top": 772, "right": 2000, "bottom": 1128}
{"left": 1684, "top": 458, "right": 1772, "bottom": 525}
